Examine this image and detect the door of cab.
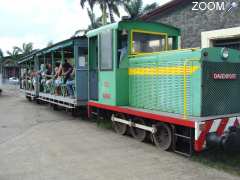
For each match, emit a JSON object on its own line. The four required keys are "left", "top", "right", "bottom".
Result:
{"left": 89, "top": 36, "right": 99, "bottom": 100}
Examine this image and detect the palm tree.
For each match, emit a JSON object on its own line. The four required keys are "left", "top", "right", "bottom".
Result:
{"left": 80, "top": 0, "right": 97, "bottom": 11}
{"left": 124, "top": 0, "right": 158, "bottom": 19}
{"left": 98, "top": 0, "right": 128, "bottom": 24}
{"left": 21, "top": 42, "right": 33, "bottom": 54}
{"left": 47, "top": 41, "right": 53, "bottom": 47}
{"left": 80, "top": 0, "right": 127, "bottom": 25}
{"left": 7, "top": 47, "right": 21, "bottom": 61}
{"left": 11, "top": 42, "right": 33, "bottom": 55}
{"left": 87, "top": 8, "right": 102, "bottom": 29}
{"left": 106, "top": 0, "right": 121, "bottom": 23}
{"left": 0, "top": 48, "right": 3, "bottom": 60}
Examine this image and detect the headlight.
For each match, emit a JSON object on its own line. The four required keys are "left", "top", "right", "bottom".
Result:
{"left": 221, "top": 47, "right": 229, "bottom": 59}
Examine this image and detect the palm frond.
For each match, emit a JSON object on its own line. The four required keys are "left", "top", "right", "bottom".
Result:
{"left": 141, "top": 2, "right": 158, "bottom": 15}
{"left": 124, "top": 0, "right": 142, "bottom": 19}
{"left": 0, "top": 48, "right": 3, "bottom": 59}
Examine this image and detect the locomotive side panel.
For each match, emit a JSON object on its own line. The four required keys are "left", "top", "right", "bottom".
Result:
{"left": 128, "top": 50, "right": 202, "bottom": 117}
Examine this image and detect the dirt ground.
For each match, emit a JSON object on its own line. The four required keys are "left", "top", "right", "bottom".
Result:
{"left": 0, "top": 85, "right": 239, "bottom": 180}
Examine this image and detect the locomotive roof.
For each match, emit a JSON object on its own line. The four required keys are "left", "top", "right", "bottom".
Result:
{"left": 87, "top": 20, "right": 180, "bottom": 37}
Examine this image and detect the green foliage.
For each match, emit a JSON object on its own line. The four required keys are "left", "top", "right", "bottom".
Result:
{"left": 47, "top": 41, "right": 53, "bottom": 47}
{"left": 96, "top": 118, "right": 113, "bottom": 130}
{"left": 21, "top": 42, "right": 33, "bottom": 54}
{"left": 6, "top": 42, "right": 33, "bottom": 61}
{"left": 142, "top": 2, "right": 158, "bottom": 14}
{"left": 80, "top": 0, "right": 129, "bottom": 27}
{"left": 124, "top": 0, "right": 158, "bottom": 19}
{"left": 0, "top": 48, "right": 3, "bottom": 60}
{"left": 80, "top": 0, "right": 96, "bottom": 10}
{"left": 7, "top": 47, "right": 21, "bottom": 61}
{"left": 87, "top": 8, "right": 102, "bottom": 29}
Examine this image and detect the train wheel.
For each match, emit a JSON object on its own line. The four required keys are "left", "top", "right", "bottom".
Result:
{"left": 26, "top": 96, "right": 31, "bottom": 101}
{"left": 53, "top": 104, "right": 59, "bottom": 111}
{"left": 36, "top": 99, "right": 41, "bottom": 104}
{"left": 71, "top": 108, "right": 79, "bottom": 117}
{"left": 130, "top": 117, "right": 147, "bottom": 142}
{"left": 112, "top": 113, "right": 128, "bottom": 135}
{"left": 153, "top": 123, "right": 172, "bottom": 151}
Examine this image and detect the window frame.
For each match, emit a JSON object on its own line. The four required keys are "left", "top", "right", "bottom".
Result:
{"left": 130, "top": 29, "right": 168, "bottom": 56}
{"left": 99, "top": 30, "right": 113, "bottom": 71}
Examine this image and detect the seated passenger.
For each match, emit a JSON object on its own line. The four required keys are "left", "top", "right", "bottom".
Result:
{"left": 66, "top": 68, "right": 75, "bottom": 99}
{"left": 62, "top": 59, "right": 74, "bottom": 98}
{"left": 30, "top": 68, "right": 37, "bottom": 91}
{"left": 21, "top": 68, "right": 29, "bottom": 89}
{"left": 44, "top": 64, "right": 52, "bottom": 90}
{"left": 54, "top": 62, "right": 62, "bottom": 95}
{"left": 39, "top": 64, "right": 46, "bottom": 91}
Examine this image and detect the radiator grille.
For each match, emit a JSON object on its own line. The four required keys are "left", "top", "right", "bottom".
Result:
{"left": 202, "top": 61, "right": 240, "bottom": 116}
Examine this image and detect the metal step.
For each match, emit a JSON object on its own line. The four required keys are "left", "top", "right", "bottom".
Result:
{"left": 38, "top": 97, "right": 75, "bottom": 109}
{"left": 173, "top": 128, "right": 193, "bottom": 157}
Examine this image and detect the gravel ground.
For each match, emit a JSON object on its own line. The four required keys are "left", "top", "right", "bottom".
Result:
{"left": 0, "top": 85, "right": 239, "bottom": 180}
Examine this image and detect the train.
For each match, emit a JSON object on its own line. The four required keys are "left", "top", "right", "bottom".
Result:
{"left": 18, "top": 20, "right": 240, "bottom": 156}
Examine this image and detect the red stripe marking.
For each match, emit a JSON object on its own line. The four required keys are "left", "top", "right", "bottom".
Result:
{"left": 216, "top": 118, "right": 228, "bottom": 136}
{"left": 88, "top": 101, "right": 195, "bottom": 128}
{"left": 194, "top": 120, "right": 213, "bottom": 152}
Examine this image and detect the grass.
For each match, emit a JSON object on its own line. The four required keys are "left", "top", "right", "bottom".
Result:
{"left": 192, "top": 149, "right": 240, "bottom": 176}
{"left": 96, "top": 118, "right": 113, "bottom": 130}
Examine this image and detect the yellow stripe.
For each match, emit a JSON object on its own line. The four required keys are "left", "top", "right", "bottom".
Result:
{"left": 128, "top": 66, "right": 200, "bottom": 76}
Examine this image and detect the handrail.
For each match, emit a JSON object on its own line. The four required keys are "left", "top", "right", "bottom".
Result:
{"left": 183, "top": 58, "right": 200, "bottom": 119}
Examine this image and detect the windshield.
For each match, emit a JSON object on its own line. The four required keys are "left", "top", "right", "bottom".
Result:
{"left": 131, "top": 31, "right": 167, "bottom": 55}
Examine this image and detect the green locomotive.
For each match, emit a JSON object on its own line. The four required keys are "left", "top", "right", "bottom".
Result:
{"left": 88, "top": 20, "right": 240, "bottom": 155}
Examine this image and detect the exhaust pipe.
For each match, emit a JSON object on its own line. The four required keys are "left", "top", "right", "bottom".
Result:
{"left": 206, "top": 126, "right": 240, "bottom": 152}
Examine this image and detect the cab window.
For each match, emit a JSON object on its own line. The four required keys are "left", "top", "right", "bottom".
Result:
{"left": 131, "top": 31, "right": 167, "bottom": 54}
{"left": 100, "top": 30, "right": 113, "bottom": 70}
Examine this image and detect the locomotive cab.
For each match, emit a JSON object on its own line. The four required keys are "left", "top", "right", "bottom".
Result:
{"left": 87, "top": 20, "right": 181, "bottom": 106}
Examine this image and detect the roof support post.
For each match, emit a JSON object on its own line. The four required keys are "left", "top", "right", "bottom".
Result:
{"left": 51, "top": 51, "right": 54, "bottom": 74}
{"left": 44, "top": 54, "right": 46, "bottom": 65}
{"left": 61, "top": 48, "right": 64, "bottom": 64}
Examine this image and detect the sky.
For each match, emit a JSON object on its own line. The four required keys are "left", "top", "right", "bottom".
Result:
{"left": 0, "top": 0, "right": 171, "bottom": 54}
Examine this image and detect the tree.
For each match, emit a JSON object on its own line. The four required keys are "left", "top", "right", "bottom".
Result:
{"left": 124, "top": 0, "right": 158, "bottom": 19}
{"left": 97, "top": 0, "right": 127, "bottom": 24}
{"left": 80, "top": 0, "right": 96, "bottom": 10}
{"left": 6, "top": 47, "right": 21, "bottom": 61}
{"left": 0, "top": 48, "right": 3, "bottom": 59}
{"left": 80, "top": 0, "right": 127, "bottom": 25}
{"left": 21, "top": 42, "right": 33, "bottom": 54}
{"left": 47, "top": 41, "right": 54, "bottom": 47}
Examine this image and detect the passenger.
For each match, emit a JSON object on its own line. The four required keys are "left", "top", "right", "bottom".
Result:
{"left": 54, "top": 62, "right": 62, "bottom": 95}
{"left": 21, "top": 68, "right": 29, "bottom": 89}
{"left": 45, "top": 64, "right": 52, "bottom": 89}
{"left": 39, "top": 64, "right": 46, "bottom": 88}
{"left": 30, "top": 68, "right": 37, "bottom": 91}
{"left": 27, "top": 69, "right": 34, "bottom": 90}
{"left": 66, "top": 68, "right": 75, "bottom": 99}
{"left": 62, "top": 59, "right": 74, "bottom": 98}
